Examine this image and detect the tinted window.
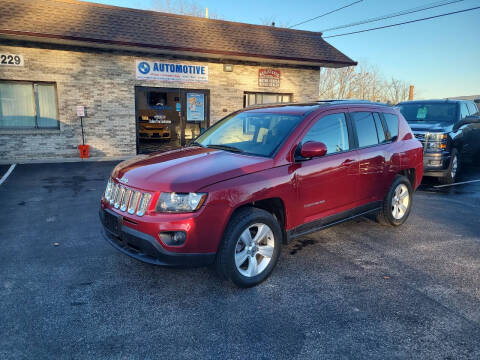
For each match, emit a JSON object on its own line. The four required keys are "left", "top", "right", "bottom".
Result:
{"left": 383, "top": 113, "right": 399, "bottom": 140}
{"left": 352, "top": 112, "right": 379, "bottom": 147}
{"left": 302, "top": 113, "right": 349, "bottom": 154}
{"left": 398, "top": 102, "right": 457, "bottom": 123}
{"left": 373, "top": 113, "right": 386, "bottom": 143}
{"left": 467, "top": 102, "right": 478, "bottom": 115}
{"left": 460, "top": 103, "right": 469, "bottom": 120}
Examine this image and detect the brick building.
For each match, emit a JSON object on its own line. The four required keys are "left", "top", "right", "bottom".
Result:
{"left": 0, "top": 0, "right": 356, "bottom": 162}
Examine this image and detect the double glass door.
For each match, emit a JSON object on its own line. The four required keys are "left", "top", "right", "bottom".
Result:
{"left": 135, "top": 87, "right": 209, "bottom": 154}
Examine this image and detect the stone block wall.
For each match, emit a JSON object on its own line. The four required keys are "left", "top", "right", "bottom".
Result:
{"left": 0, "top": 42, "right": 320, "bottom": 162}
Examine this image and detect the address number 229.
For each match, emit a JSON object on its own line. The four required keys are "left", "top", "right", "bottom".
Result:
{"left": 0, "top": 54, "right": 24, "bottom": 66}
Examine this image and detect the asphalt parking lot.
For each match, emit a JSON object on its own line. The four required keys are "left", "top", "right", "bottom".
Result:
{"left": 1, "top": 161, "right": 480, "bottom": 359}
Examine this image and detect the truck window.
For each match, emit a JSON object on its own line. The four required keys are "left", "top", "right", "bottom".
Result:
{"left": 467, "top": 102, "right": 478, "bottom": 115}
{"left": 460, "top": 103, "right": 470, "bottom": 120}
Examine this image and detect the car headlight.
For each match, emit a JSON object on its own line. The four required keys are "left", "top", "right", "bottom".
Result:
{"left": 427, "top": 132, "right": 447, "bottom": 141}
{"left": 426, "top": 132, "right": 447, "bottom": 152}
{"left": 156, "top": 192, "right": 207, "bottom": 213}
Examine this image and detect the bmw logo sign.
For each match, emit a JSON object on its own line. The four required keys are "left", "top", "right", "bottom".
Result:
{"left": 138, "top": 61, "right": 150, "bottom": 75}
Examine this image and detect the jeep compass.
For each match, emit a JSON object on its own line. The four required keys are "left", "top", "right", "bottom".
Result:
{"left": 100, "top": 101, "right": 423, "bottom": 287}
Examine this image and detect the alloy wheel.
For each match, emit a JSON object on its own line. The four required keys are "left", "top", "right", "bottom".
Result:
{"left": 234, "top": 223, "right": 275, "bottom": 277}
{"left": 451, "top": 155, "right": 458, "bottom": 180}
{"left": 391, "top": 184, "right": 410, "bottom": 220}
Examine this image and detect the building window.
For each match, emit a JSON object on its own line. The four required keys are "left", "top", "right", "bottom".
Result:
{"left": 244, "top": 92, "right": 292, "bottom": 107}
{"left": 0, "top": 81, "right": 59, "bottom": 129}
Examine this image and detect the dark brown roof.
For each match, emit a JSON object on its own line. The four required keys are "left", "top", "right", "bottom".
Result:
{"left": 0, "top": 0, "right": 356, "bottom": 67}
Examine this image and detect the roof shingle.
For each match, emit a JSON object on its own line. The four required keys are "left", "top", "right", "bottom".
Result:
{"left": 0, "top": 0, "right": 356, "bottom": 67}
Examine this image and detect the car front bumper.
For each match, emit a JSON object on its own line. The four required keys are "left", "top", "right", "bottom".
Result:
{"left": 422, "top": 152, "right": 451, "bottom": 177}
{"left": 100, "top": 208, "right": 216, "bottom": 267}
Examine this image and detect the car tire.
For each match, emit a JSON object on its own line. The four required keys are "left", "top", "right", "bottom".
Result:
{"left": 439, "top": 148, "right": 459, "bottom": 185}
{"left": 215, "top": 207, "right": 282, "bottom": 288}
{"left": 377, "top": 175, "right": 413, "bottom": 226}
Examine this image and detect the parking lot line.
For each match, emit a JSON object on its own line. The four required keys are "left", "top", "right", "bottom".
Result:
{"left": 0, "top": 164, "right": 16, "bottom": 186}
{"left": 434, "top": 179, "right": 480, "bottom": 188}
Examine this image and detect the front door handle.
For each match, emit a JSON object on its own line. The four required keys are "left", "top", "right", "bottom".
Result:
{"left": 341, "top": 159, "right": 355, "bottom": 165}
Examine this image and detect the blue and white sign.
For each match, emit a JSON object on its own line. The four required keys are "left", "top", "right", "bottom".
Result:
{"left": 136, "top": 60, "right": 208, "bottom": 83}
{"left": 186, "top": 93, "right": 205, "bottom": 122}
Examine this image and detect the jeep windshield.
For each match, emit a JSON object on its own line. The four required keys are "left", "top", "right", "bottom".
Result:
{"left": 193, "top": 111, "right": 304, "bottom": 157}
{"left": 398, "top": 102, "right": 457, "bottom": 123}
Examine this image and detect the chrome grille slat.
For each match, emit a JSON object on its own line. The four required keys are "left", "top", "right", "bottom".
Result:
{"left": 110, "top": 183, "right": 118, "bottom": 205}
{"left": 104, "top": 181, "right": 151, "bottom": 217}
{"left": 128, "top": 191, "right": 141, "bottom": 214}
{"left": 121, "top": 189, "right": 131, "bottom": 212}
{"left": 105, "top": 179, "right": 112, "bottom": 200}
{"left": 114, "top": 186, "right": 125, "bottom": 209}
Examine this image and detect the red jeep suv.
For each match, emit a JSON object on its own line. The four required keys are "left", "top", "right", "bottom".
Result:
{"left": 100, "top": 101, "right": 423, "bottom": 287}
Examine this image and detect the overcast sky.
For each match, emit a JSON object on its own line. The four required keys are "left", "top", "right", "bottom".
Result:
{"left": 87, "top": 0, "right": 480, "bottom": 99}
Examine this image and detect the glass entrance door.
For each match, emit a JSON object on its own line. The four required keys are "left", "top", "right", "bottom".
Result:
{"left": 135, "top": 87, "right": 210, "bottom": 153}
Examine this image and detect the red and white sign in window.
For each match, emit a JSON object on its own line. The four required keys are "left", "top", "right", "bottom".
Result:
{"left": 258, "top": 69, "right": 280, "bottom": 88}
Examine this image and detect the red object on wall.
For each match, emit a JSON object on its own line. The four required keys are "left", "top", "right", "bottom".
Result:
{"left": 258, "top": 68, "right": 281, "bottom": 87}
{"left": 78, "top": 145, "right": 90, "bottom": 158}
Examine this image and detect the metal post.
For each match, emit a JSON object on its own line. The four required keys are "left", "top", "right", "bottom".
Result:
{"left": 80, "top": 116, "right": 85, "bottom": 145}
{"left": 409, "top": 85, "right": 414, "bottom": 100}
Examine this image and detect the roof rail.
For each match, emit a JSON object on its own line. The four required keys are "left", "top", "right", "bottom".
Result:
{"left": 316, "top": 99, "right": 390, "bottom": 106}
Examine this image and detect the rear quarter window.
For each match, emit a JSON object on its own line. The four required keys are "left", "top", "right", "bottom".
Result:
{"left": 460, "top": 103, "right": 470, "bottom": 120}
{"left": 383, "top": 113, "right": 399, "bottom": 140}
{"left": 467, "top": 102, "right": 478, "bottom": 115}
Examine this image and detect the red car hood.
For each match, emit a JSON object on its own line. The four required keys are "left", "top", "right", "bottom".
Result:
{"left": 112, "top": 147, "right": 273, "bottom": 192}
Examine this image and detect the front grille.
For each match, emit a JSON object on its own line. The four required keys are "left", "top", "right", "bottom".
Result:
{"left": 414, "top": 133, "right": 425, "bottom": 141}
{"left": 104, "top": 179, "right": 152, "bottom": 217}
{"left": 413, "top": 132, "right": 427, "bottom": 152}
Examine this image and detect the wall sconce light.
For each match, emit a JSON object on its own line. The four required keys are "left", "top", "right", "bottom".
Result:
{"left": 223, "top": 64, "right": 234, "bottom": 72}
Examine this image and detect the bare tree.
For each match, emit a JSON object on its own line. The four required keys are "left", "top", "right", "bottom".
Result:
{"left": 319, "top": 62, "right": 411, "bottom": 104}
{"left": 152, "top": 0, "right": 221, "bottom": 19}
{"left": 385, "top": 77, "right": 410, "bottom": 104}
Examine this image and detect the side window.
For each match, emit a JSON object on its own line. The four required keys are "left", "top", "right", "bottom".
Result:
{"left": 467, "top": 102, "right": 478, "bottom": 115}
{"left": 373, "top": 113, "right": 386, "bottom": 143}
{"left": 383, "top": 113, "right": 399, "bottom": 141}
{"left": 351, "top": 112, "right": 379, "bottom": 148}
{"left": 460, "top": 103, "right": 469, "bottom": 120}
{"left": 302, "top": 113, "right": 349, "bottom": 155}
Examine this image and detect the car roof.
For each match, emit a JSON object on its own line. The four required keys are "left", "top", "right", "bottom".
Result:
{"left": 243, "top": 99, "right": 393, "bottom": 115}
{"left": 398, "top": 99, "right": 465, "bottom": 105}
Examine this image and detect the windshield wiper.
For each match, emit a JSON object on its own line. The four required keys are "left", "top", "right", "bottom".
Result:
{"left": 189, "top": 141, "right": 205, "bottom": 148}
{"left": 206, "top": 144, "right": 243, "bottom": 153}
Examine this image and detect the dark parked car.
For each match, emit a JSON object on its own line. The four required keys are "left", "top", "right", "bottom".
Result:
{"left": 100, "top": 101, "right": 423, "bottom": 287}
{"left": 397, "top": 99, "right": 480, "bottom": 184}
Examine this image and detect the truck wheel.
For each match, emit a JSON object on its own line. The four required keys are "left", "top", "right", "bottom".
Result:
{"left": 439, "top": 148, "right": 459, "bottom": 185}
{"left": 215, "top": 207, "right": 282, "bottom": 288}
{"left": 377, "top": 175, "right": 413, "bottom": 226}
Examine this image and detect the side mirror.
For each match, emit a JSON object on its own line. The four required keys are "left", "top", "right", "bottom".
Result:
{"left": 454, "top": 115, "right": 480, "bottom": 131}
{"left": 300, "top": 141, "right": 327, "bottom": 159}
{"left": 465, "top": 115, "right": 480, "bottom": 123}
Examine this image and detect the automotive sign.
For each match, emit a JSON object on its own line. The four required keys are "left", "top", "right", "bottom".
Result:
{"left": 136, "top": 60, "right": 208, "bottom": 82}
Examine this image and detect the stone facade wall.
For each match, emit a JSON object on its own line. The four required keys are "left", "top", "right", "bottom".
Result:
{"left": 0, "top": 42, "right": 320, "bottom": 162}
